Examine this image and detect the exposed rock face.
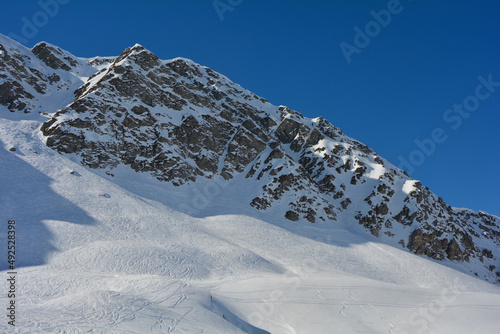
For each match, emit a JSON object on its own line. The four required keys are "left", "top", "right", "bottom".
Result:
{"left": 408, "top": 229, "right": 464, "bottom": 261}
{"left": 1, "top": 33, "right": 499, "bottom": 284}
{"left": 32, "top": 42, "right": 77, "bottom": 71}
{"left": 0, "top": 36, "right": 113, "bottom": 113}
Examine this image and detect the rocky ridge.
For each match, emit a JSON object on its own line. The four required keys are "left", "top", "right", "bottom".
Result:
{"left": 1, "top": 33, "right": 499, "bottom": 283}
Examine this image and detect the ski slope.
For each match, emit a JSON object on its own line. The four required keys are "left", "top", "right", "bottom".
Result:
{"left": 1, "top": 117, "right": 500, "bottom": 333}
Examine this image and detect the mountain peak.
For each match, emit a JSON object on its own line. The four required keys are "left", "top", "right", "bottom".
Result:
{"left": 31, "top": 41, "right": 79, "bottom": 71}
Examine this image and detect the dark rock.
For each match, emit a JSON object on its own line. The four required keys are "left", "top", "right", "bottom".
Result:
{"left": 32, "top": 43, "right": 71, "bottom": 71}
{"left": 341, "top": 198, "right": 351, "bottom": 210}
{"left": 285, "top": 210, "right": 299, "bottom": 221}
{"left": 0, "top": 80, "right": 34, "bottom": 111}
{"left": 275, "top": 118, "right": 306, "bottom": 144}
{"left": 446, "top": 239, "right": 463, "bottom": 261}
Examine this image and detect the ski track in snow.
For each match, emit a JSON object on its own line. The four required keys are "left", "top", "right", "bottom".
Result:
{"left": 1, "top": 118, "right": 500, "bottom": 333}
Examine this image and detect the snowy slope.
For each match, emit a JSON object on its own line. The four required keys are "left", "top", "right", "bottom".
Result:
{"left": 1, "top": 116, "right": 500, "bottom": 333}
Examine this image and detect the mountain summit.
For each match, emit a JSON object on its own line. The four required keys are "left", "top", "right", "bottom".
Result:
{"left": 1, "top": 33, "right": 499, "bottom": 284}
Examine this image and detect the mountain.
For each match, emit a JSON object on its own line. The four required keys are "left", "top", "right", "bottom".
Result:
{"left": 1, "top": 33, "right": 500, "bottom": 333}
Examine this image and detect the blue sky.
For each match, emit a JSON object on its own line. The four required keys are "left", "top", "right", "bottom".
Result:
{"left": 1, "top": 0, "right": 499, "bottom": 217}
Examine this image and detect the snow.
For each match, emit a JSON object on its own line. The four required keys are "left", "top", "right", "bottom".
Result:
{"left": 0, "top": 33, "right": 30, "bottom": 53}
{"left": 366, "top": 161, "right": 386, "bottom": 179}
{"left": 402, "top": 179, "right": 419, "bottom": 195}
{"left": 1, "top": 116, "right": 500, "bottom": 333}
{"left": 213, "top": 274, "right": 500, "bottom": 334}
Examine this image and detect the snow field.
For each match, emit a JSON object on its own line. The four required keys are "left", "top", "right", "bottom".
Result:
{"left": 1, "top": 118, "right": 500, "bottom": 333}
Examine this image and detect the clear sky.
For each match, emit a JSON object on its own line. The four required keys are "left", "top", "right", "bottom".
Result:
{"left": 1, "top": 0, "right": 499, "bottom": 217}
